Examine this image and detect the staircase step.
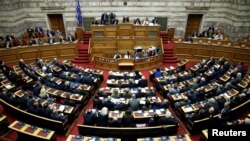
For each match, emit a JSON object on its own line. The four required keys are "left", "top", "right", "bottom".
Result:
{"left": 78, "top": 50, "right": 88, "bottom": 53}
{"left": 74, "top": 57, "right": 89, "bottom": 60}
{"left": 164, "top": 48, "right": 173, "bottom": 51}
{"left": 163, "top": 60, "right": 179, "bottom": 63}
{"left": 72, "top": 59, "right": 89, "bottom": 63}
{"left": 78, "top": 48, "right": 88, "bottom": 51}
{"left": 163, "top": 57, "right": 178, "bottom": 60}
{"left": 164, "top": 54, "right": 174, "bottom": 57}
{"left": 78, "top": 54, "right": 89, "bottom": 57}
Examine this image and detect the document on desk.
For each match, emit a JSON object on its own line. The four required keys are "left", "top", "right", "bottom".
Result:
{"left": 155, "top": 110, "right": 161, "bottom": 115}
{"left": 59, "top": 105, "right": 65, "bottom": 112}
{"left": 185, "top": 107, "right": 193, "bottom": 112}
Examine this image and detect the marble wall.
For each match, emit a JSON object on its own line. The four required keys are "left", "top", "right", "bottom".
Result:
{"left": 0, "top": 0, "right": 249, "bottom": 41}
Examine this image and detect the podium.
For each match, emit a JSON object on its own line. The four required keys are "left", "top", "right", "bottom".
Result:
{"left": 75, "top": 27, "right": 84, "bottom": 41}
{"left": 118, "top": 59, "right": 134, "bottom": 71}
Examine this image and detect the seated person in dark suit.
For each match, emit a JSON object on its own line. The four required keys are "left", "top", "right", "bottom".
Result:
{"left": 29, "top": 37, "right": 37, "bottom": 46}
{"left": 35, "top": 27, "right": 43, "bottom": 33}
{"left": 122, "top": 110, "right": 135, "bottom": 127}
{"left": 27, "top": 26, "right": 34, "bottom": 37}
{"left": 102, "top": 96, "right": 115, "bottom": 110}
{"left": 134, "top": 70, "right": 142, "bottom": 79}
{"left": 109, "top": 12, "right": 116, "bottom": 25}
{"left": 134, "top": 18, "right": 141, "bottom": 25}
{"left": 151, "top": 17, "right": 159, "bottom": 25}
{"left": 160, "top": 110, "right": 177, "bottom": 125}
{"left": 122, "top": 16, "right": 130, "bottom": 23}
{"left": 112, "top": 18, "right": 119, "bottom": 25}
{"left": 108, "top": 116, "right": 122, "bottom": 127}
{"left": 101, "top": 12, "right": 109, "bottom": 25}
{"left": 114, "top": 101, "right": 126, "bottom": 111}
{"left": 40, "top": 103, "right": 53, "bottom": 117}
{"left": 50, "top": 109, "right": 68, "bottom": 121}
{"left": 6, "top": 34, "right": 15, "bottom": 42}
{"left": 217, "top": 95, "right": 227, "bottom": 110}
{"left": 84, "top": 109, "right": 97, "bottom": 125}
{"left": 148, "top": 114, "right": 161, "bottom": 126}
{"left": 96, "top": 107, "right": 109, "bottom": 126}
{"left": 48, "top": 37, "right": 54, "bottom": 44}
{"left": 93, "top": 98, "right": 102, "bottom": 109}
{"left": 5, "top": 41, "right": 11, "bottom": 48}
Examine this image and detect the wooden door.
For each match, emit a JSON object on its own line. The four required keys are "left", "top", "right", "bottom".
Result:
{"left": 48, "top": 14, "right": 66, "bottom": 37}
{"left": 185, "top": 14, "right": 203, "bottom": 38}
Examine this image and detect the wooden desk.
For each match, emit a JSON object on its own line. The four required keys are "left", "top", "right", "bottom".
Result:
{"left": 118, "top": 62, "right": 134, "bottom": 70}
{"left": 174, "top": 42, "right": 250, "bottom": 63}
{"left": 137, "top": 134, "right": 191, "bottom": 141}
{"left": 91, "top": 24, "right": 160, "bottom": 38}
{"left": 66, "top": 135, "right": 121, "bottom": 141}
{"left": 95, "top": 54, "right": 163, "bottom": 71}
{"left": 0, "top": 43, "right": 77, "bottom": 65}
{"left": 8, "top": 121, "right": 56, "bottom": 141}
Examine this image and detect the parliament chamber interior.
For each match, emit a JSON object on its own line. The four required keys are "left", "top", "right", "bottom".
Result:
{"left": 0, "top": 0, "right": 250, "bottom": 141}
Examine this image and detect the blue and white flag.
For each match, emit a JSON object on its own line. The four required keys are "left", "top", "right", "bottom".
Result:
{"left": 76, "top": 0, "right": 83, "bottom": 25}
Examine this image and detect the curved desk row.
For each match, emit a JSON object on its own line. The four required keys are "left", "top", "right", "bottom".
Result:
{"left": 0, "top": 99, "right": 69, "bottom": 134}
{"left": 186, "top": 99, "right": 250, "bottom": 133}
{"left": 94, "top": 55, "right": 163, "bottom": 71}
{"left": 77, "top": 124, "right": 178, "bottom": 141}
{"left": 174, "top": 42, "right": 250, "bottom": 63}
{"left": 0, "top": 43, "right": 77, "bottom": 65}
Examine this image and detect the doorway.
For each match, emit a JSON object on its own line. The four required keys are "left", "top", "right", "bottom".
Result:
{"left": 185, "top": 14, "right": 203, "bottom": 38}
{"left": 48, "top": 14, "right": 66, "bottom": 37}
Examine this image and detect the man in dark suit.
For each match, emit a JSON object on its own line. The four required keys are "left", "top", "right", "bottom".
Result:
{"left": 217, "top": 95, "right": 227, "bottom": 110}
{"left": 148, "top": 114, "right": 161, "bottom": 126}
{"left": 84, "top": 109, "right": 97, "bottom": 125}
{"left": 219, "top": 102, "right": 231, "bottom": 125}
{"left": 109, "top": 12, "right": 116, "bottom": 25}
{"left": 35, "top": 27, "right": 43, "bottom": 33}
{"left": 122, "top": 16, "right": 130, "bottom": 23}
{"left": 101, "top": 12, "right": 109, "bottom": 25}
{"left": 48, "top": 37, "right": 54, "bottom": 44}
{"left": 152, "top": 17, "right": 159, "bottom": 25}
{"left": 27, "top": 26, "right": 34, "bottom": 38}
{"left": 6, "top": 34, "right": 15, "bottom": 41}
{"left": 108, "top": 116, "right": 122, "bottom": 127}
{"left": 122, "top": 110, "right": 135, "bottom": 127}
{"left": 29, "top": 37, "right": 36, "bottom": 46}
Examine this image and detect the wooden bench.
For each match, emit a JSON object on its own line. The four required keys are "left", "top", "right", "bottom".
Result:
{"left": 0, "top": 99, "right": 69, "bottom": 134}
{"left": 77, "top": 124, "right": 178, "bottom": 141}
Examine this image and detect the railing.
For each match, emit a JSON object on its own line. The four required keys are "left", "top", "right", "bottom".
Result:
{"left": 94, "top": 54, "right": 163, "bottom": 71}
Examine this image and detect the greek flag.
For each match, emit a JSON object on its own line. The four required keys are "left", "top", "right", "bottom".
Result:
{"left": 76, "top": 0, "right": 83, "bottom": 25}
